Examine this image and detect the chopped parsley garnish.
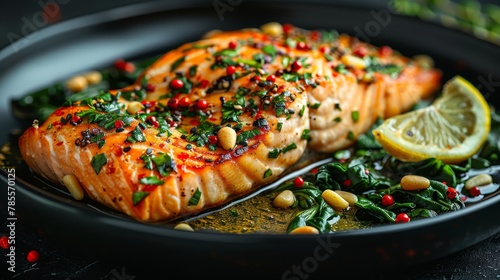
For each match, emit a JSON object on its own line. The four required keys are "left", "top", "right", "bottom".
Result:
{"left": 188, "top": 188, "right": 202, "bottom": 206}
{"left": 126, "top": 126, "right": 147, "bottom": 143}
{"left": 133, "top": 191, "right": 149, "bottom": 206}
{"left": 171, "top": 56, "right": 186, "bottom": 72}
{"left": 139, "top": 175, "right": 164, "bottom": 185}
{"left": 91, "top": 153, "right": 107, "bottom": 174}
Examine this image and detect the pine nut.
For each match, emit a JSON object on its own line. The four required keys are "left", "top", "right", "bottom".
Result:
{"left": 289, "top": 226, "right": 319, "bottom": 235}
{"left": 341, "top": 54, "right": 366, "bottom": 70}
{"left": 465, "top": 174, "right": 493, "bottom": 190}
{"left": 66, "top": 76, "right": 88, "bottom": 92}
{"left": 127, "top": 101, "right": 145, "bottom": 115}
{"left": 83, "top": 71, "right": 102, "bottom": 85}
{"left": 217, "top": 126, "right": 236, "bottom": 150}
{"left": 334, "top": 190, "right": 358, "bottom": 206}
{"left": 322, "top": 189, "right": 349, "bottom": 210}
{"left": 400, "top": 175, "right": 430, "bottom": 191}
{"left": 273, "top": 190, "right": 295, "bottom": 209}
{"left": 62, "top": 174, "right": 84, "bottom": 200}
{"left": 260, "top": 22, "right": 283, "bottom": 37}
{"left": 174, "top": 223, "right": 194, "bottom": 231}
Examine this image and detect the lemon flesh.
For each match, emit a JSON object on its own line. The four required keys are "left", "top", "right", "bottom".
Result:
{"left": 372, "top": 75, "right": 491, "bottom": 164}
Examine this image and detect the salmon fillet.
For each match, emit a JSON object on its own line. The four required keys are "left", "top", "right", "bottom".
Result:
{"left": 18, "top": 24, "right": 441, "bottom": 222}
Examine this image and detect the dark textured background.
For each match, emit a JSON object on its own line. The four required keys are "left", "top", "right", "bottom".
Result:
{"left": 1, "top": 0, "right": 499, "bottom": 279}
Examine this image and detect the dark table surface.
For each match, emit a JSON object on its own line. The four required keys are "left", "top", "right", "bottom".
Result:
{"left": 1, "top": 0, "right": 500, "bottom": 279}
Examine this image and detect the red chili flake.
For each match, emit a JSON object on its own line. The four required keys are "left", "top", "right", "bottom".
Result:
{"left": 143, "top": 185, "right": 157, "bottom": 192}
{"left": 296, "top": 41, "right": 310, "bottom": 51}
{"left": 208, "top": 135, "right": 218, "bottom": 145}
{"left": 309, "top": 30, "right": 321, "bottom": 41}
{"left": 56, "top": 141, "right": 64, "bottom": 146}
{"left": 470, "top": 186, "right": 481, "bottom": 197}
{"left": 228, "top": 41, "right": 238, "bottom": 49}
{"left": 141, "top": 100, "right": 156, "bottom": 108}
{"left": 106, "top": 163, "right": 116, "bottom": 174}
{"left": 0, "top": 236, "right": 8, "bottom": 249}
{"left": 343, "top": 179, "right": 351, "bottom": 187}
{"left": 179, "top": 96, "right": 191, "bottom": 107}
{"left": 395, "top": 213, "right": 410, "bottom": 223}
{"left": 199, "top": 79, "right": 209, "bottom": 89}
{"left": 170, "top": 79, "right": 184, "bottom": 90}
{"left": 311, "top": 168, "right": 319, "bottom": 174}
{"left": 178, "top": 152, "right": 189, "bottom": 162}
{"left": 197, "top": 99, "right": 208, "bottom": 110}
{"left": 144, "top": 84, "right": 155, "bottom": 92}
{"left": 27, "top": 250, "right": 39, "bottom": 263}
{"left": 461, "top": 195, "right": 467, "bottom": 202}
{"left": 291, "top": 60, "right": 302, "bottom": 72}
{"left": 55, "top": 109, "right": 65, "bottom": 116}
{"left": 442, "top": 181, "right": 448, "bottom": 185}
{"left": 381, "top": 194, "right": 394, "bottom": 206}
{"left": 251, "top": 76, "right": 261, "bottom": 82}
{"left": 379, "top": 46, "right": 393, "bottom": 57}
{"left": 293, "top": 176, "right": 304, "bottom": 188}
{"left": 353, "top": 45, "right": 368, "bottom": 57}
{"left": 114, "top": 59, "right": 135, "bottom": 73}
{"left": 168, "top": 98, "right": 180, "bottom": 109}
{"left": 282, "top": 23, "right": 294, "bottom": 34}
{"left": 114, "top": 120, "right": 124, "bottom": 129}
{"left": 446, "top": 187, "right": 457, "bottom": 199}
{"left": 226, "top": 65, "right": 236, "bottom": 76}
{"left": 266, "top": 75, "right": 276, "bottom": 83}
{"left": 189, "top": 119, "right": 200, "bottom": 126}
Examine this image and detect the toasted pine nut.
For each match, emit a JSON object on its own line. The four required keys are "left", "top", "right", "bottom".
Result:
{"left": 322, "top": 189, "right": 349, "bottom": 210}
{"left": 465, "top": 174, "right": 493, "bottom": 190}
{"left": 341, "top": 54, "right": 366, "bottom": 70}
{"left": 83, "top": 71, "right": 102, "bottom": 85}
{"left": 66, "top": 76, "right": 88, "bottom": 92}
{"left": 273, "top": 190, "right": 295, "bottom": 209}
{"left": 174, "top": 223, "right": 194, "bottom": 231}
{"left": 289, "top": 226, "right": 319, "bottom": 235}
{"left": 334, "top": 190, "right": 358, "bottom": 206}
{"left": 127, "top": 101, "right": 145, "bottom": 115}
{"left": 260, "top": 22, "right": 283, "bottom": 37}
{"left": 400, "top": 175, "right": 430, "bottom": 191}
{"left": 217, "top": 126, "right": 236, "bottom": 150}
{"left": 62, "top": 174, "right": 84, "bottom": 200}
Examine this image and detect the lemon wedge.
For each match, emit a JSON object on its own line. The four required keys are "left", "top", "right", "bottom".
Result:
{"left": 372, "top": 75, "right": 491, "bottom": 164}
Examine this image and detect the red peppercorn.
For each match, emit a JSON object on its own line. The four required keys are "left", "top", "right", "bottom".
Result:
{"left": 196, "top": 99, "right": 208, "bottom": 110}
{"left": 228, "top": 41, "right": 238, "bottom": 49}
{"left": 319, "top": 46, "right": 330, "bottom": 53}
{"left": 114, "top": 120, "right": 124, "bottom": 129}
{"left": 293, "top": 176, "right": 304, "bottom": 187}
{"left": 395, "top": 213, "right": 410, "bottom": 223}
{"left": 199, "top": 79, "right": 209, "bottom": 89}
{"left": 381, "top": 194, "right": 394, "bottom": 206}
{"left": 226, "top": 65, "right": 236, "bottom": 76}
{"left": 343, "top": 179, "right": 351, "bottom": 187}
{"left": 0, "top": 236, "right": 8, "bottom": 249}
{"left": 446, "top": 187, "right": 457, "bottom": 199}
{"left": 208, "top": 135, "right": 218, "bottom": 145}
{"left": 379, "top": 45, "right": 393, "bottom": 57}
{"left": 179, "top": 96, "right": 191, "bottom": 107}
{"left": 469, "top": 186, "right": 481, "bottom": 197}
{"left": 27, "top": 250, "right": 39, "bottom": 262}
{"left": 266, "top": 75, "right": 276, "bottom": 83}
{"left": 168, "top": 98, "right": 179, "bottom": 109}
{"left": 353, "top": 45, "right": 368, "bottom": 57}
{"left": 144, "top": 84, "right": 155, "bottom": 92}
{"left": 114, "top": 59, "right": 135, "bottom": 73}
{"left": 291, "top": 60, "right": 302, "bottom": 72}
{"left": 70, "top": 115, "right": 81, "bottom": 124}
{"left": 170, "top": 79, "right": 184, "bottom": 90}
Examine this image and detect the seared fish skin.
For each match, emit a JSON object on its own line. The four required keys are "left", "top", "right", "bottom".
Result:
{"left": 18, "top": 25, "right": 441, "bottom": 222}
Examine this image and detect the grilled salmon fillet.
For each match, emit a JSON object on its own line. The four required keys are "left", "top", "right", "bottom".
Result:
{"left": 18, "top": 24, "right": 441, "bottom": 222}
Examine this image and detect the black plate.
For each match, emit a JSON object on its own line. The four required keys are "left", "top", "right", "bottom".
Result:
{"left": 1, "top": 0, "right": 500, "bottom": 278}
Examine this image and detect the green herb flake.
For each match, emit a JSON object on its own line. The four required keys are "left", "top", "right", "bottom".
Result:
{"left": 139, "top": 176, "right": 164, "bottom": 185}
{"left": 91, "top": 153, "right": 107, "bottom": 174}
{"left": 299, "top": 105, "right": 306, "bottom": 117}
{"left": 333, "top": 117, "right": 342, "bottom": 122}
{"left": 352, "top": 111, "right": 359, "bottom": 123}
{"left": 301, "top": 129, "right": 311, "bottom": 141}
{"left": 133, "top": 191, "right": 150, "bottom": 206}
{"left": 277, "top": 122, "right": 283, "bottom": 131}
{"left": 171, "top": 56, "right": 186, "bottom": 72}
{"left": 263, "top": 169, "right": 273, "bottom": 179}
{"left": 347, "top": 130, "right": 355, "bottom": 140}
{"left": 188, "top": 188, "right": 202, "bottom": 206}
